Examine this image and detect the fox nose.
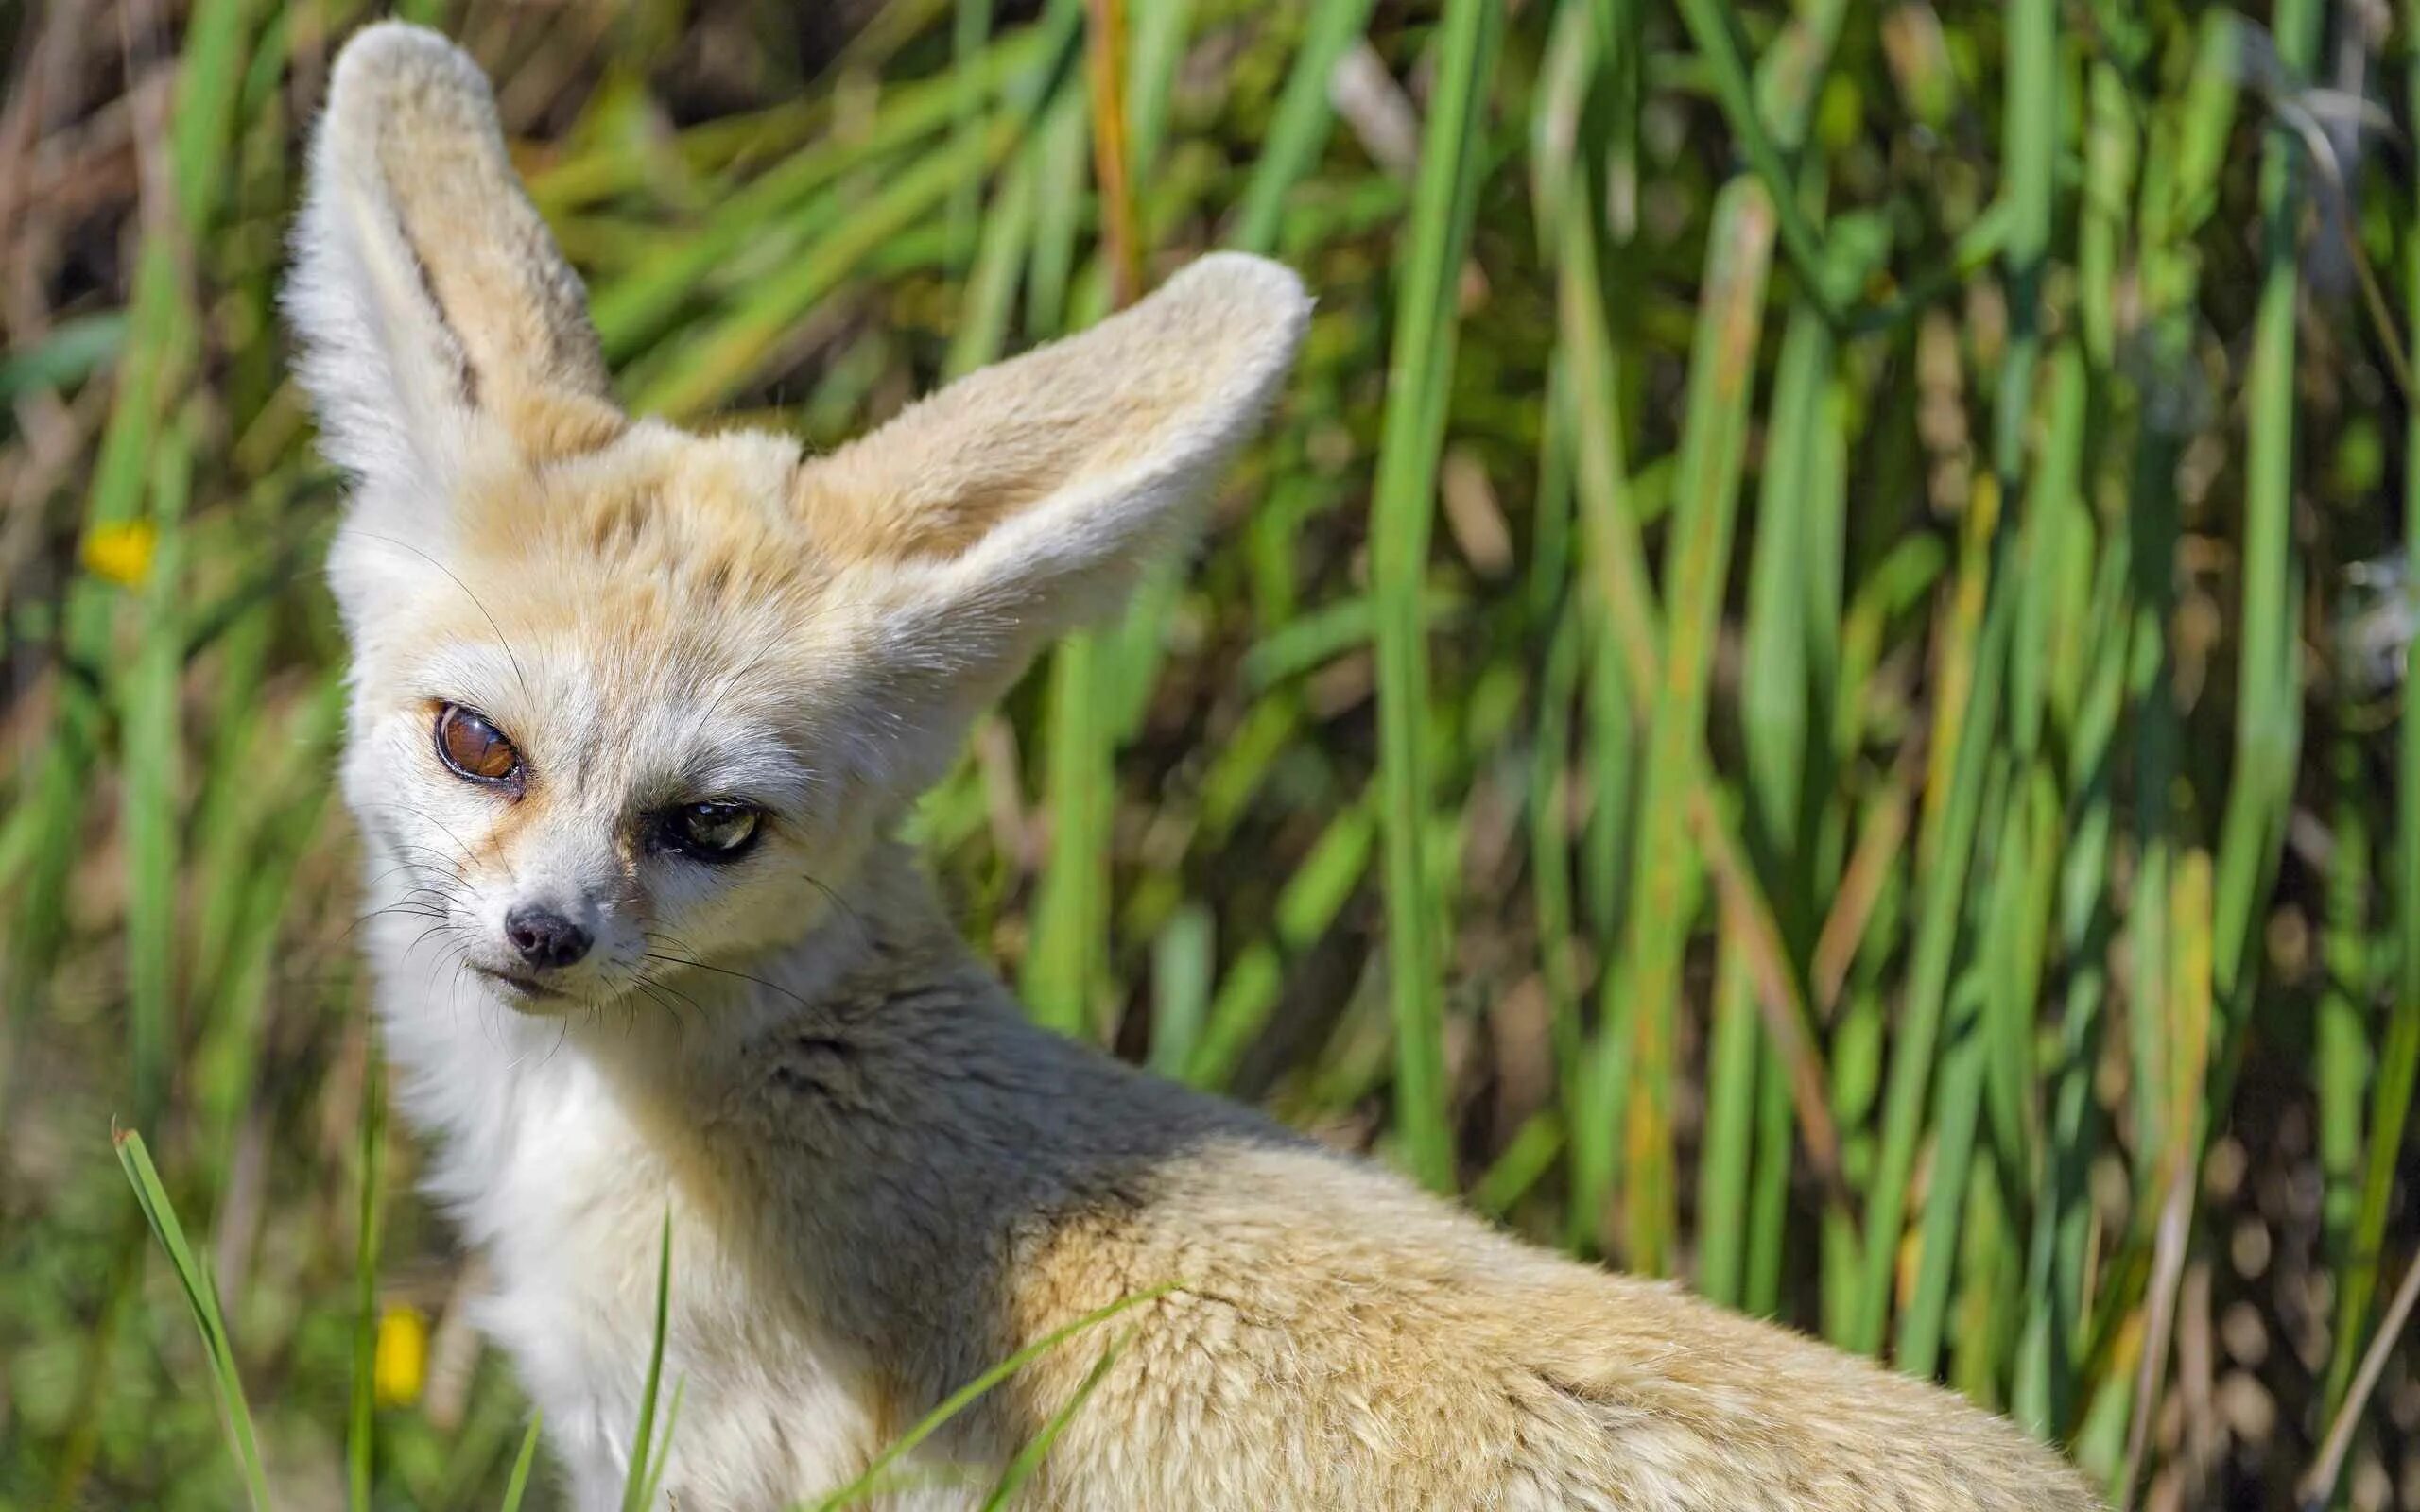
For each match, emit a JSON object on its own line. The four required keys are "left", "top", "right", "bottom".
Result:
{"left": 505, "top": 904, "right": 592, "bottom": 970}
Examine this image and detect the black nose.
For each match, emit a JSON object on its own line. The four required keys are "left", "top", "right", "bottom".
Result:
{"left": 505, "top": 904, "right": 592, "bottom": 970}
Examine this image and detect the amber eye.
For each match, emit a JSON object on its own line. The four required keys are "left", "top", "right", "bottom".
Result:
{"left": 434, "top": 704, "right": 522, "bottom": 785}
{"left": 655, "top": 801, "right": 761, "bottom": 863}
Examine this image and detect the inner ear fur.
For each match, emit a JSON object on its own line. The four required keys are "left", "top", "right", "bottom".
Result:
{"left": 290, "top": 23, "right": 623, "bottom": 484}
{"left": 793, "top": 252, "right": 1311, "bottom": 586}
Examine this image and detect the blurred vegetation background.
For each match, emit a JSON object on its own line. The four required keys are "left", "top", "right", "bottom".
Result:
{"left": 4, "top": 0, "right": 2419, "bottom": 1506}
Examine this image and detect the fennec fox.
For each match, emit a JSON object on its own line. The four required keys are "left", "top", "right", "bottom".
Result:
{"left": 289, "top": 22, "right": 2100, "bottom": 1512}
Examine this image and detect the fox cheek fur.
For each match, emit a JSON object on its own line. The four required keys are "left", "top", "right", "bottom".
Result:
{"left": 287, "top": 20, "right": 2103, "bottom": 1512}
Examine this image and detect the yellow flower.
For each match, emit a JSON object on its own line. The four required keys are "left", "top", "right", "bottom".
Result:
{"left": 80, "top": 520, "right": 157, "bottom": 587}
{"left": 373, "top": 1304, "right": 429, "bottom": 1408}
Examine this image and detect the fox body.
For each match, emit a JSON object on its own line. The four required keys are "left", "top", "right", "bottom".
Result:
{"left": 290, "top": 23, "right": 2101, "bottom": 1512}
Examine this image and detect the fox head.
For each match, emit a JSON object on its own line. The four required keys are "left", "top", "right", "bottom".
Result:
{"left": 287, "top": 24, "right": 1307, "bottom": 1013}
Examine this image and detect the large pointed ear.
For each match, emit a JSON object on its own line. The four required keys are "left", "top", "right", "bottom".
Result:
{"left": 285, "top": 23, "right": 623, "bottom": 507}
{"left": 798, "top": 253, "right": 1309, "bottom": 789}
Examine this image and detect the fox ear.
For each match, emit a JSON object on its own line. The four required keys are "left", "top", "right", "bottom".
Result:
{"left": 799, "top": 253, "right": 1309, "bottom": 783}
{"left": 285, "top": 23, "right": 623, "bottom": 511}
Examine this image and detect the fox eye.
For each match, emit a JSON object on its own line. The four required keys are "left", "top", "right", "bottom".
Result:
{"left": 434, "top": 704, "right": 522, "bottom": 786}
{"left": 656, "top": 802, "right": 761, "bottom": 863}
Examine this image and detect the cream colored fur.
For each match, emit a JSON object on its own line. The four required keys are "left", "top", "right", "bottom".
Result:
{"left": 286, "top": 23, "right": 2102, "bottom": 1511}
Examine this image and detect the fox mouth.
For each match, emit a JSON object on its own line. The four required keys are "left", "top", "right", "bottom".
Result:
{"left": 471, "top": 964, "right": 569, "bottom": 1002}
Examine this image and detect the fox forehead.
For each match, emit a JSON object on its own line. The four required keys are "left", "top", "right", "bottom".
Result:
{"left": 458, "top": 421, "right": 830, "bottom": 602}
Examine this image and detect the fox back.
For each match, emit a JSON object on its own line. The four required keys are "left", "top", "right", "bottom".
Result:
{"left": 288, "top": 23, "right": 2102, "bottom": 1512}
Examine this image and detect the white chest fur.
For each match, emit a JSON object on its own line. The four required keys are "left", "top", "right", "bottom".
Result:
{"left": 366, "top": 914, "right": 901, "bottom": 1510}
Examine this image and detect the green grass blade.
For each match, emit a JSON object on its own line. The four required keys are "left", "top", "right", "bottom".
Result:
{"left": 1228, "top": 0, "right": 1379, "bottom": 254}
{"left": 1368, "top": 0, "right": 1501, "bottom": 1193}
{"left": 1668, "top": 0, "right": 1847, "bottom": 320}
{"left": 1184, "top": 943, "right": 1282, "bottom": 1091}
{"left": 978, "top": 1332, "right": 1128, "bottom": 1510}
{"left": 2207, "top": 0, "right": 2318, "bottom": 1021}
{"left": 1027, "top": 77, "right": 1089, "bottom": 335}
{"left": 1696, "top": 944, "right": 1758, "bottom": 1306}
{"left": 2330, "top": 0, "right": 2420, "bottom": 1417}
{"left": 1184, "top": 802, "right": 1375, "bottom": 1089}
{"left": 948, "top": 0, "right": 995, "bottom": 269}
{"left": 112, "top": 1127, "right": 271, "bottom": 1512}
{"left": 1149, "top": 903, "right": 1214, "bottom": 1080}
{"left": 349, "top": 1044, "right": 389, "bottom": 1511}
{"left": 1122, "top": 0, "right": 1192, "bottom": 184}
{"left": 2317, "top": 742, "right": 2373, "bottom": 1350}
{"left": 1473, "top": 1111, "right": 1567, "bottom": 1219}
{"left": 2076, "top": 63, "right": 2135, "bottom": 369}
{"left": 2118, "top": 850, "right": 2215, "bottom": 1502}
{"left": 169, "top": 0, "right": 261, "bottom": 232}
{"left": 944, "top": 146, "right": 1042, "bottom": 381}
{"left": 1554, "top": 198, "right": 1645, "bottom": 1251}
{"left": 1849, "top": 502, "right": 2016, "bottom": 1357}
{"left": 638, "top": 1378, "right": 687, "bottom": 1511}
{"left": 0, "top": 311, "right": 126, "bottom": 402}
{"left": 1740, "top": 304, "right": 1832, "bottom": 932}
{"left": 621, "top": 1211, "right": 675, "bottom": 1512}
{"left": 498, "top": 1413, "right": 545, "bottom": 1512}
{"left": 1617, "top": 174, "right": 1773, "bottom": 1274}
{"left": 2014, "top": 524, "right": 2133, "bottom": 1437}
{"left": 122, "top": 412, "right": 193, "bottom": 1126}
{"left": 1894, "top": 892, "right": 1996, "bottom": 1374}
{"left": 802, "top": 1286, "right": 1171, "bottom": 1511}
{"left": 1743, "top": 1039, "right": 1795, "bottom": 1317}
{"left": 1531, "top": 610, "right": 1587, "bottom": 1139}
{"left": 1024, "top": 635, "right": 1114, "bottom": 1037}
